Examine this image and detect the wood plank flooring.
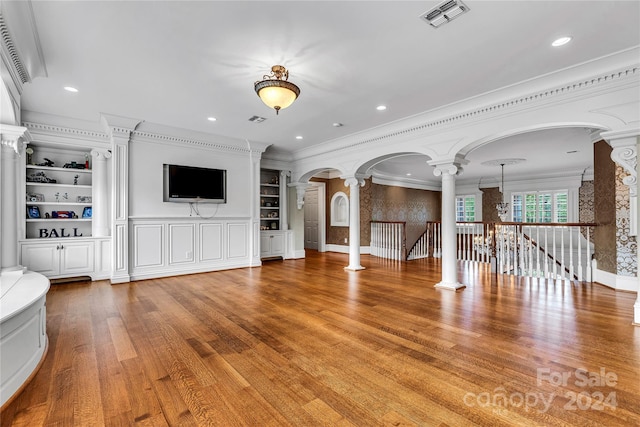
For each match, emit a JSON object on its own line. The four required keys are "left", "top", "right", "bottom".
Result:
{"left": 2, "top": 251, "right": 639, "bottom": 426}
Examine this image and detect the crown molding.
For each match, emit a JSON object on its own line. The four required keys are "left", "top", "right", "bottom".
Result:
{"left": 292, "top": 61, "right": 640, "bottom": 163}
{"left": 131, "top": 130, "right": 252, "bottom": 155}
{"left": 371, "top": 172, "right": 441, "bottom": 191}
{"left": 0, "top": 13, "right": 29, "bottom": 86}
{"left": 22, "top": 121, "right": 110, "bottom": 148}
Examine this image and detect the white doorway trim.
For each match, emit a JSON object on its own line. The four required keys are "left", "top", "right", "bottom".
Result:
{"left": 307, "top": 181, "right": 326, "bottom": 252}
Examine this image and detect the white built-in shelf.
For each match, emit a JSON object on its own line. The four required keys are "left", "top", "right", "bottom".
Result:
{"left": 26, "top": 218, "right": 92, "bottom": 222}
{"left": 26, "top": 202, "right": 92, "bottom": 206}
{"left": 27, "top": 165, "right": 92, "bottom": 173}
{"left": 26, "top": 182, "right": 91, "bottom": 189}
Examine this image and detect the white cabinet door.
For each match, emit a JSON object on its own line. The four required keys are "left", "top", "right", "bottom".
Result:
{"left": 21, "top": 243, "right": 60, "bottom": 276}
{"left": 260, "top": 231, "right": 285, "bottom": 258}
{"left": 59, "top": 241, "right": 94, "bottom": 275}
{"left": 260, "top": 233, "right": 272, "bottom": 257}
{"left": 21, "top": 240, "right": 95, "bottom": 278}
{"left": 270, "top": 233, "right": 285, "bottom": 256}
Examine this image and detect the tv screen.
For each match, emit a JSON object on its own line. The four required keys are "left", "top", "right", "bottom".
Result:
{"left": 163, "top": 164, "right": 226, "bottom": 203}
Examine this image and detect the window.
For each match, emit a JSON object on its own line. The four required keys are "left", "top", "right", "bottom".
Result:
{"left": 456, "top": 195, "right": 476, "bottom": 222}
{"left": 511, "top": 191, "right": 568, "bottom": 223}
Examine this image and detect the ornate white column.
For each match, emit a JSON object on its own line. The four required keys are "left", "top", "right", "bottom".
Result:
{"left": 91, "top": 149, "right": 111, "bottom": 238}
{"left": 280, "top": 170, "right": 290, "bottom": 230}
{"left": 250, "top": 152, "right": 262, "bottom": 266}
{"left": 0, "top": 124, "right": 30, "bottom": 271}
{"left": 101, "top": 114, "right": 141, "bottom": 284}
{"left": 603, "top": 129, "right": 640, "bottom": 325}
{"left": 344, "top": 175, "right": 365, "bottom": 271}
{"left": 608, "top": 137, "right": 638, "bottom": 235}
{"left": 636, "top": 137, "right": 640, "bottom": 326}
{"left": 432, "top": 162, "right": 465, "bottom": 290}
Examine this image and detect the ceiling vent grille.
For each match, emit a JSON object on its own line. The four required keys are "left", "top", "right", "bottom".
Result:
{"left": 419, "top": 0, "right": 470, "bottom": 28}
{"left": 248, "top": 115, "right": 267, "bottom": 123}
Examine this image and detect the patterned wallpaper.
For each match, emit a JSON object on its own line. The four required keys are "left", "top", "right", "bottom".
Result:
{"left": 579, "top": 181, "right": 595, "bottom": 223}
{"left": 324, "top": 178, "right": 440, "bottom": 248}
{"left": 481, "top": 187, "right": 502, "bottom": 222}
{"left": 593, "top": 140, "right": 617, "bottom": 274}
{"left": 370, "top": 183, "right": 441, "bottom": 249}
{"left": 323, "top": 177, "right": 373, "bottom": 246}
{"left": 615, "top": 165, "right": 637, "bottom": 276}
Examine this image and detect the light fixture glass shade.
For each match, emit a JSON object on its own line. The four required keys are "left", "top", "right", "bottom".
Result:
{"left": 254, "top": 65, "right": 300, "bottom": 114}
{"left": 496, "top": 201, "right": 509, "bottom": 222}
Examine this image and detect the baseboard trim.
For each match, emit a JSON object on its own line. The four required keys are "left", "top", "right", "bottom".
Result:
{"left": 594, "top": 268, "right": 638, "bottom": 292}
{"left": 325, "top": 244, "right": 371, "bottom": 254}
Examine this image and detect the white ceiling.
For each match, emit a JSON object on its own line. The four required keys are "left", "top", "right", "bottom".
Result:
{"left": 11, "top": 1, "right": 640, "bottom": 180}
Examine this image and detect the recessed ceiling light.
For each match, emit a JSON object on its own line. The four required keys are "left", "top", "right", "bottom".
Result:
{"left": 552, "top": 36, "right": 572, "bottom": 47}
{"left": 376, "top": 105, "right": 387, "bottom": 111}
{"left": 295, "top": 136, "right": 303, "bottom": 140}
{"left": 332, "top": 122, "right": 344, "bottom": 127}
{"left": 406, "top": 173, "right": 412, "bottom": 176}
{"left": 207, "top": 117, "right": 217, "bottom": 122}
{"left": 64, "top": 86, "right": 78, "bottom": 93}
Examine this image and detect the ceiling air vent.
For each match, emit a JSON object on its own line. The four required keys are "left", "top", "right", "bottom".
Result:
{"left": 419, "top": 0, "right": 469, "bottom": 28}
{"left": 248, "top": 115, "right": 266, "bottom": 123}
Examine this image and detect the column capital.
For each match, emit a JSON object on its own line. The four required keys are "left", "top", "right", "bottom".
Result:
{"left": 0, "top": 124, "right": 31, "bottom": 154}
{"left": 428, "top": 156, "right": 468, "bottom": 177}
{"left": 342, "top": 175, "right": 366, "bottom": 188}
{"left": 431, "top": 163, "right": 459, "bottom": 177}
{"left": 91, "top": 148, "right": 112, "bottom": 160}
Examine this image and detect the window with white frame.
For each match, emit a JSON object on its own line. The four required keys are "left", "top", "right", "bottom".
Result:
{"left": 455, "top": 195, "right": 476, "bottom": 222}
{"left": 511, "top": 190, "right": 568, "bottom": 223}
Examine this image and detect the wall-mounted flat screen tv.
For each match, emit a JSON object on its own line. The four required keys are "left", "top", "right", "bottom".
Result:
{"left": 163, "top": 164, "right": 226, "bottom": 203}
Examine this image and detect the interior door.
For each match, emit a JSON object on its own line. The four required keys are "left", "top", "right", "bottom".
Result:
{"left": 304, "top": 187, "right": 319, "bottom": 250}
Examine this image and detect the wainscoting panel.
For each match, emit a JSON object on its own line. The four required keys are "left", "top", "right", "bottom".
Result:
{"left": 168, "top": 223, "right": 195, "bottom": 265}
{"left": 227, "top": 222, "right": 248, "bottom": 259}
{"left": 133, "top": 224, "right": 164, "bottom": 269}
{"left": 130, "top": 218, "right": 251, "bottom": 281}
{"left": 200, "top": 223, "right": 223, "bottom": 262}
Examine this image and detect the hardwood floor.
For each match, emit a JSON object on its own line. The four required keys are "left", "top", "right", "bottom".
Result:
{"left": 2, "top": 251, "right": 639, "bottom": 426}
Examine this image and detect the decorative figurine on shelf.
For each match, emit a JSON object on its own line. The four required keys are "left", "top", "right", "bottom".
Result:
{"left": 73, "top": 174, "right": 79, "bottom": 185}
{"left": 45, "top": 212, "right": 50, "bottom": 219}
{"left": 63, "top": 161, "right": 85, "bottom": 169}
{"left": 25, "top": 147, "right": 34, "bottom": 165}
{"left": 54, "top": 192, "right": 60, "bottom": 202}
{"left": 26, "top": 171, "right": 56, "bottom": 183}
{"left": 37, "top": 158, "right": 54, "bottom": 167}
{"left": 63, "top": 192, "right": 68, "bottom": 201}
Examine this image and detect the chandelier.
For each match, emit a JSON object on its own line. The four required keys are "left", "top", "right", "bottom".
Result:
{"left": 496, "top": 163, "right": 509, "bottom": 221}
{"left": 254, "top": 65, "right": 300, "bottom": 115}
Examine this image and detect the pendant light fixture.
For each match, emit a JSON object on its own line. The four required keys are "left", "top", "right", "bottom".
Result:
{"left": 496, "top": 163, "right": 509, "bottom": 221}
{"left": 254, "top": 65, "right": 300, "bottom": 115}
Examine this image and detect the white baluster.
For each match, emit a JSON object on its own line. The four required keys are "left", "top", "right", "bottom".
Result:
{"left": 577, "top": 226, "right": 583, "bottom": 282}
{"left": 586, "top": 227, "right": 592, "bottom": 282}
{"left": 569, "top": 226, "right": 574, "bottom": 281}
{"left": 552, "top": 227, "right": 557, "bottom": 278}
{"left": 543, "top": 227, "right": 549, "bottom": 278}
{"left": 560, "top": 228, "right": 566, "bottom": 280}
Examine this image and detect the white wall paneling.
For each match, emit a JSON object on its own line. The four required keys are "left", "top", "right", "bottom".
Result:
{"left": 199, "top": 223, "right": 223, "bottom": 262}
{"left": 227, "top": 222, "right": 248, "bottom": 259}
{"left": 169, "top": 223, "right": 195, "bottom": 265}
{"left": 130, "top": 218, "right": 251, "bottom": 281}
{"left": 133, "top": 224, "right": 164, "bottom": 269}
